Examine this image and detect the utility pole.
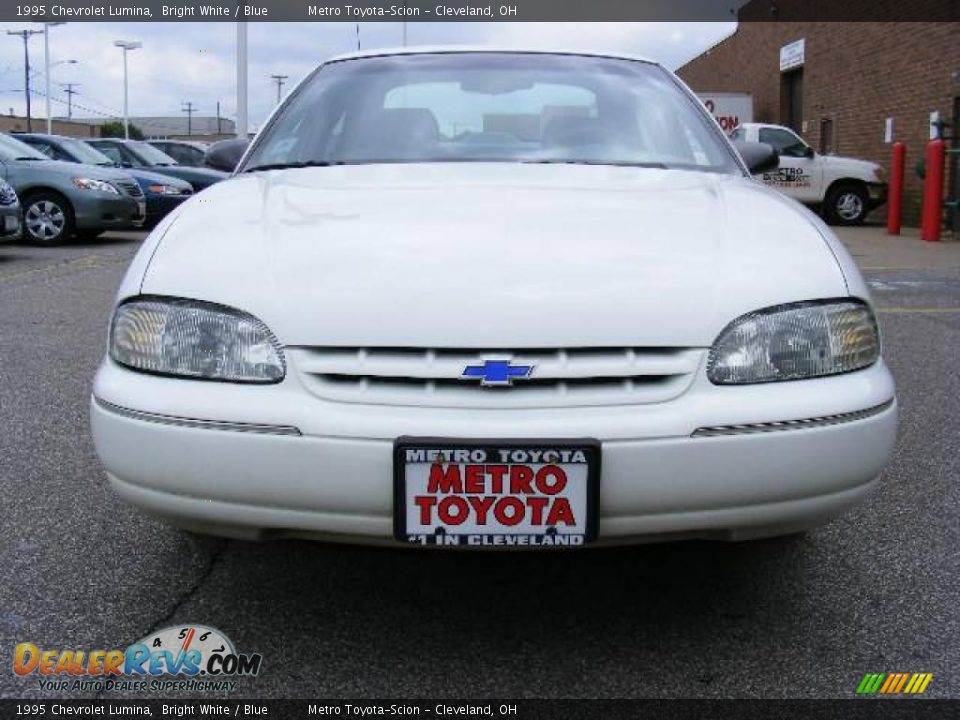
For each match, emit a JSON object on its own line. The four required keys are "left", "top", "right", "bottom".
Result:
{"left": 6, "top": 29, "right": 42, "bottom": 131}
{"left": 216, "top": 100, "right": 221, "bottom": 135}
{"left": 181, "top": 101, "right": 196, "bottom": 136}
{"left": 61, "top": 82, "right": 79, "bottom": 119}
{"left": 270, "top": 74, "right": 288, "bottom": 104}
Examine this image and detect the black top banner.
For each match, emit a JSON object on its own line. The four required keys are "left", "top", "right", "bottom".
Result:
{"left": 3, "top": 0, "right": 959, "bottom": 23}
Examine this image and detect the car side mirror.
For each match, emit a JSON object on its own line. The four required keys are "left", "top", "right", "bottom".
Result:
{"left": 732, "top": 141, "right": 779, "bottom": 175}
{"left": 205, "top": 138, "right": 249, "bottom": 173}
{"left": 804, "top": 146, "right": 815, "bottom": 159}
{"left": 121, "top": 161, "right": 132, "bottom": 168}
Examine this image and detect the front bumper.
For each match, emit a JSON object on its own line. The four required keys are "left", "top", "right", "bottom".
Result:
{"left": 91, "top": 357, "right": 898, "bottom": 545}
{"left": 145, "top": 194, "right": 189, "bottom": 224}
{"left": 73, "top": 194, "right": 144, "bottom": 231}
{"left": 0, "top": 205, "right": 20, "bottom": 240}
{"left": 866, "top": 181, "right": 888, "bottom": 210}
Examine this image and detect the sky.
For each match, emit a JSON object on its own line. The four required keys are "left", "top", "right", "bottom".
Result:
{"left": 0, "top": 22, "right": 736, "bottom": 131}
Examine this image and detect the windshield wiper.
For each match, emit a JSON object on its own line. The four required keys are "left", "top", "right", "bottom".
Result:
{"left": 520, "top": 159, "right": 669, "bottom": 169}
{"left": 16, "top": 156, "right": 44, "bottom": 161}
{"left": 243, "top": 160, "right": 347, "bottom": 173}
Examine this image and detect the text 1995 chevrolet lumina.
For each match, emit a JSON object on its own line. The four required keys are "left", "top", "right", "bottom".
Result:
{"left": 91, "top": 49, "right": 897, "bottom": 547}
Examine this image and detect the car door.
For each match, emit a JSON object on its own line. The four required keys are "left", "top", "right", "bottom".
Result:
{"left": 757, "top": 127, "right": 822, "bottom": 203}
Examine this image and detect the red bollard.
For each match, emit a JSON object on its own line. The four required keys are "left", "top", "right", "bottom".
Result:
{"left": 887, "top": 142, "right": 905, "bottom": 236}
{"left": 921, "top": 138, "right": 946, "bottom": 242}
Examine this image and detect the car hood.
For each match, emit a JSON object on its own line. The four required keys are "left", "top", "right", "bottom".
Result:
{"left": 128, "top": 169, "right": 193, "bottom": 191}
{"left": 821, "top": 154, "right": 882, "bottom": 176}
{"left": 140, "top": 163, "right": 850, "bottom": 348}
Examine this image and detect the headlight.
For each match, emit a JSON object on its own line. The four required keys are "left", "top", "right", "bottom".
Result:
{"left": 0, "top": 179, "right": 16, "bottom": 206}
{"left": 872, "top": 166, "right": 887, "bottom": 183}
{"left": 707, "top": 300, "right": 879, "bottom": 385}
{"left": 147, "top": 184, "right": 184, "bottom": 195}
{"left": 72, "top": 177, "right": 119, "bottom": 194}
{"left": 109, "top": 297, "right": 285, "bottom": 383}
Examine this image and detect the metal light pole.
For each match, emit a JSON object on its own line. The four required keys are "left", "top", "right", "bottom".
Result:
{"left": 236, "top": 22, "right": 248, "bottom": 138}
{"left": 6, "top": 29, "right": 42, "bottom": 131}
{"left": 114, "top": 40, "right": 142, "bottom": 139}
{"left": 42, "top": 22, "right": 66, "bottom": 134}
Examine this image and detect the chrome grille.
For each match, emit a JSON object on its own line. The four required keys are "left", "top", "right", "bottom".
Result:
{"left": 290, "top": 347, "right": 704, "bottom": 408}
{"left": 114, "top": 179, "right": 144, "bottom": 198}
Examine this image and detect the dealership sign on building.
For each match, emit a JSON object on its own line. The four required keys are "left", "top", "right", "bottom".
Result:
{"left": 780, "top": 38, "right": 805, "bottom": 71}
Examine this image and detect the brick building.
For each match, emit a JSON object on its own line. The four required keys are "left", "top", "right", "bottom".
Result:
{"left": 0, "top": 114, "right": 99, "bottom": 139}
{"left": 677, "top": 7, "right": 959, "bottom": 225}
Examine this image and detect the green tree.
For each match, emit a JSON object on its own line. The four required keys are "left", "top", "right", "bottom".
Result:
{"left": 100, "top": 120, "right": 144, "bottom": 140}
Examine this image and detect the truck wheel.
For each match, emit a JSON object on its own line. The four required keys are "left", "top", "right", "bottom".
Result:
{"left": 22, "top": 191, "right": 75, "bottom": 245}
{"left": 825, "top": 183, "right": 868, "bottom": 226}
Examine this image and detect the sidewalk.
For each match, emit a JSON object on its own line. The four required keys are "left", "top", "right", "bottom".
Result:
{"left": 834, "top": 224, "right": 960, "bottom": 272}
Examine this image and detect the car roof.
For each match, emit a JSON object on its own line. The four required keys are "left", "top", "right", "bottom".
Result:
{"left": 325, "top": 46, "right": 658, "bottom": 66}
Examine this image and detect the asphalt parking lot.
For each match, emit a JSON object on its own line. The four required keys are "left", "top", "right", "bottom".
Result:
{"left": 0, "top": 225, "right": 958, "bottom": 700}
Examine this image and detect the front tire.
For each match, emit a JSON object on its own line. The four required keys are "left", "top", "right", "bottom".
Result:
{"left": 825, "top": 183, "right": 868, "bottom": 226}
{"left": 22, "top": 192, "right": 74, "bottom": 245}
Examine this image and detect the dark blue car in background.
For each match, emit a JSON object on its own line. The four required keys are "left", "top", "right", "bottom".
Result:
{"left": 87, "top": 138, "right": 226, "bottom": 193}
{"left": 16, "top": 133, "right": 194, "bottom": 227}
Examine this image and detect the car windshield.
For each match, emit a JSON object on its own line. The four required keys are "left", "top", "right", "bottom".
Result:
{"left": 129, "top": 141, "right": 178, "bottom": 166}
{"left": 61, "top": 138, "right": 115, "bottom": 165}
{"left": 0, "top": 133, "right": 51, "bottom": 161}
{"left": 242, "top": 52, "right": 740, "bottom": 173}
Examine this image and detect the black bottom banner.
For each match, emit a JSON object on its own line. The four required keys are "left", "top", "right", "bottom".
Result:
{"left": 2, "top": 699, "right": 958, "bottom": 720}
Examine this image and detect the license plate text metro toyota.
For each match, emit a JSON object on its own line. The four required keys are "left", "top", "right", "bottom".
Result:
{"left": 395, "top": 440, "right": 600, "bottom": 547}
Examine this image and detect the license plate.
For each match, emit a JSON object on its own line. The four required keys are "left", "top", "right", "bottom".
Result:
{"left": 4, "top": 214, "right": 18, "bottom": 232}
{"left": 394, "top": 438, "right": 600, "bottom": 547}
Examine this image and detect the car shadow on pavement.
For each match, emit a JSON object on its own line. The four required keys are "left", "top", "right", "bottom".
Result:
{"left": 168, "top": 532, "right": 831, "bottom": 696}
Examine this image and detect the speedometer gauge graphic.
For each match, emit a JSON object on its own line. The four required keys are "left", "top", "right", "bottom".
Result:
{"left": 135, "top": 624, "right": 235, "bottom": 674}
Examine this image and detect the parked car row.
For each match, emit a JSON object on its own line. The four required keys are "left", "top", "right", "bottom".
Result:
{"left": 0, "top": 133, "right": 228, "bottom": 245}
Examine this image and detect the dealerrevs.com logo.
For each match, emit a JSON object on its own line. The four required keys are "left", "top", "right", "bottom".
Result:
{"left": 13, "top": 625, "right": 262, "bottom": 693}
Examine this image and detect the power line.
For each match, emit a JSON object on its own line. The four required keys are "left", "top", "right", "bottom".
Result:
{"left": 30, "top": 87, "right": 116, "bottom": 119}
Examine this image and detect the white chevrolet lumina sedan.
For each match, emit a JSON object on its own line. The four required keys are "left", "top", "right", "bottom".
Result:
{"left": 91, "top": 49, "right": 897, "bottom": 547}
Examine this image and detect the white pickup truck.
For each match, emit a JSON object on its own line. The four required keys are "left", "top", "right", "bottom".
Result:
{"left": 730, "top": 123, "right": 888, "bottom": 225}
